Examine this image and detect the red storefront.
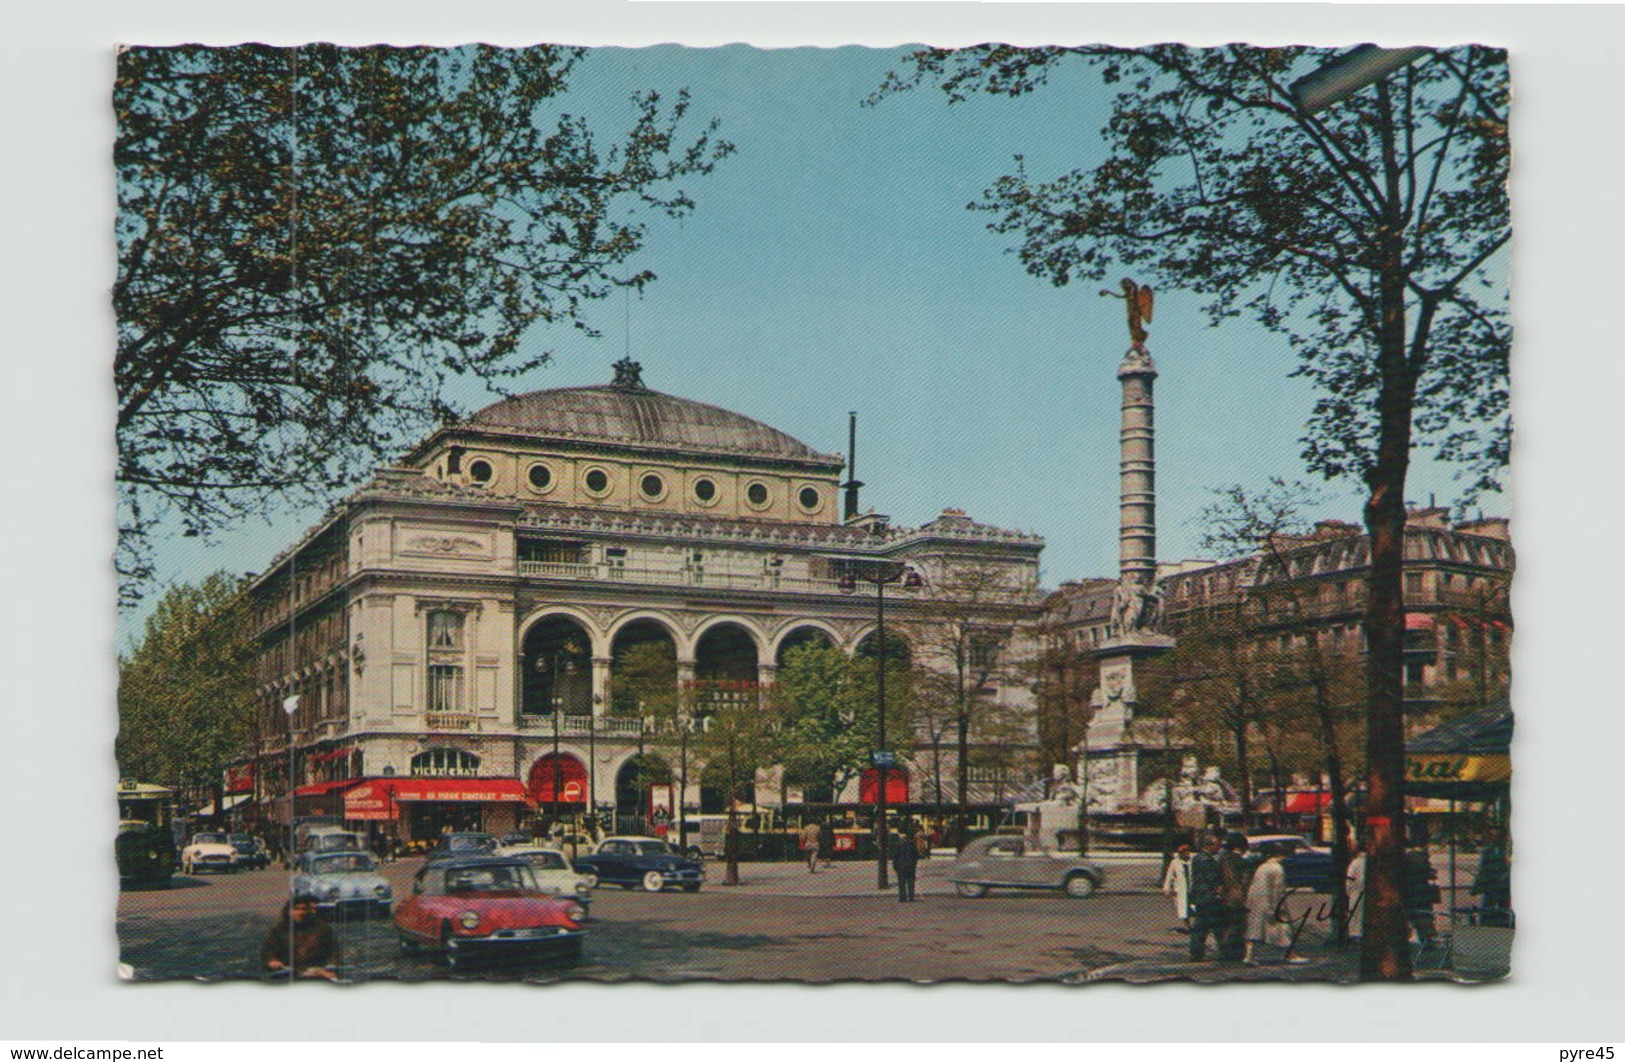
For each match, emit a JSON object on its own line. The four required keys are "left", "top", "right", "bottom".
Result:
{"left": 343, "top": 777, "right": 534, "bottom": 841}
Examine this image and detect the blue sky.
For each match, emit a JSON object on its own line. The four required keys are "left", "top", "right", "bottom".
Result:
{"left": 130, "top": 43, "right": 1509, "bottom": 638}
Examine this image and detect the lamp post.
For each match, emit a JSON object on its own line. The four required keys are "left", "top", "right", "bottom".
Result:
{"left": 839, "top": 558, "right": 921, "bottom": 890}
{"left": 534, "top": 639, "right": 586, "bottom": 833}
{"left": 280, "top": 692, "right": 299, "bottom": 869}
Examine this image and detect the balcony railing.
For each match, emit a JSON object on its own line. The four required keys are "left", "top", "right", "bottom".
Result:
{"left": 518, "top": 560, "right": 923, "bottom": 597}
{"left": 519, "top": 713, "right": 644, "bottom": 736}
{"left": 425, "top": 712, "right": 479, "bottom": 732}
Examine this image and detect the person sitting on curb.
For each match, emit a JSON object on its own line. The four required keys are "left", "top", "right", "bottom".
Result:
{"left": 261, "top": 893, "right": 340, "bottom": 981}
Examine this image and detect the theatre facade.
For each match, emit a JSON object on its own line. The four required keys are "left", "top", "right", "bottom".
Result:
{"left": 250, "top": 361, "right": 1044, "bottom": 841}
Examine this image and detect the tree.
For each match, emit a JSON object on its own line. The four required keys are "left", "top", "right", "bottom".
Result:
{"left": 875, "top": 44, "right": 1508, "bottom": 980}
{"left": 690, "top": 684, "right": 784, "bottom": 886}
{"left": 117, "top": 573, "right": 257, "bottom": 800}
{"left": 910, "top": 565, "right": 1032, "bottom": 846}
{"left": 610, "top": 640, "right": 679, "bottom": 834}
{"left": 115, "top": 45, "right": 733, "bottom": 603}
{"left": 1198, "top": 479, "right": 1367, "bottom": 943}
{"left": 1030, "top": 607, "right": 1096, "bottom": 777}
{"left": 772, "top": 643, "right": 913, "bottom": 813}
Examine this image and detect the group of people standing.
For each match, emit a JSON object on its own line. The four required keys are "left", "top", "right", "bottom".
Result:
{"left": 1163, "top": 830, "right": 1461, "bottom": 965}
{"left": 796, "top": 819, "right": 926, "bottom": 903}
{"left": 1164, "top": 833, "right": 1308, "bottom": 966}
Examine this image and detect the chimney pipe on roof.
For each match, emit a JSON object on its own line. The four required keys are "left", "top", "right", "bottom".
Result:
{"left": 842, "top": 411, "right": 864, "bottom": 521}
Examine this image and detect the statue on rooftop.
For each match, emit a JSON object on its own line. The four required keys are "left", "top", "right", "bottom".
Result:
{"left": 611, "top": 356, "right": 646, "bottom": 389}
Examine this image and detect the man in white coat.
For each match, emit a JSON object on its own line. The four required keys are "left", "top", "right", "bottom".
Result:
{"left": 1162, "top": 844, "right": 1192, "bottom": 928}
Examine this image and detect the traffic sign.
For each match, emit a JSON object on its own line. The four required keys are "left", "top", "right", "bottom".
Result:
{"left": 871, "top": 750, "right": 896, "bottom": 767}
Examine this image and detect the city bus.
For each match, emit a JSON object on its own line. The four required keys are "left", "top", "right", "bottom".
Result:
{"left": 116, "top": 780, "right": 177, "bottom": 889}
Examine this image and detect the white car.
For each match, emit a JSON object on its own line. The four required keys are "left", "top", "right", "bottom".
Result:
{"left": 495, "top": 844, "right": 596, "bottom": 913}
{"left": 291, "top": 851, "right": 393, "bottom": 919}
{"left": 180, "top": 831, "right": 239, "bottom": 874}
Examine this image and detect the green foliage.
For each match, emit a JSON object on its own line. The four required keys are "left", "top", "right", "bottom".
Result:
{"left": 117, "top": 572, "right": 257, "bottom": 790}
{"left": 611, "top": 639, "right": 678, "bottom": 719}
{"left": 115, "top": 45, "right": 733, "bottom": 602}
{"left": 771, "top": 643, "right": 913, "bottom": 796}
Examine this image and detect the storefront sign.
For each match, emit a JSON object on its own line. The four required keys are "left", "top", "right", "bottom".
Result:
{"left": 1405, "top": 753, "right": 1511, "bottom": 784}
{"left": 223, "top": 762, "right": 255, "bottom": 794}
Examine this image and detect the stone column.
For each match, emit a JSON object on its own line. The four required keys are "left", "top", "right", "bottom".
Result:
{"left": 1118, "top": 349, "right": 1158, "bottom": 584}
{"left": 590, "top": 657, "right": 612, "bottom": 720}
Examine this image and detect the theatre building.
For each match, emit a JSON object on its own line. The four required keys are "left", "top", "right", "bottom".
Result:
{"left": 250, "top": 361, "right": 1043, "bottom": 842}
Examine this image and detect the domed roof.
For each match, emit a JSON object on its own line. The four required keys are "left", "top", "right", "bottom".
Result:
{"left": 466, "top": 376, "right": 838, "bottom": 464}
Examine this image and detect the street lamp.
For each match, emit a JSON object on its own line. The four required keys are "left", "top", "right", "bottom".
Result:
{"left": 533, "top": 638, "right": 587, "bottom": 833}
{"left": 1289, "top": 45, "right": 1432, "bottom": 114}
{"left": 281, "top": 692, "right": 300, "bottom": 868}
{"left": 839, "top": 558, "right": 923, "bottom": 890}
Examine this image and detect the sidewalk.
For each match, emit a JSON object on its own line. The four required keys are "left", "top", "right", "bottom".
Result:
{"left": 1079, "top": 925, "right": 1512, "bottom": 984}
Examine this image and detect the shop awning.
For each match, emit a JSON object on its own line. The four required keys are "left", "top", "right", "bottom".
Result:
{"left": 1405, "top": 705, "right": 1513, "bottom": 801}
{"left": 343, "top": 777, "right": 533, "bottom": 821}
{"left": 858, "top": 767, "right": 910, "bottom": 805}
{"left": 293, "top": 779, "right": 359, "bottom": 797}
{"left": 527, "top": 754, "right": 588, "bottom": 804}
{"left": 1252, "top": 791, "right": 1334, "bottom": 814}
{"left": 194, "top": 793, "right": 253, "bottom": 816}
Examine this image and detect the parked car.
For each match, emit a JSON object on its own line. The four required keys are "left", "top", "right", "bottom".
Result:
{"left": 180, "top": 831, "right": 240, "bottom": 874}
{"left": 945, "top": 835, "right": 1105, "bottom": 898}
{"left": 228, "top": 833, "right": 270, "bottom": 870}
{"left": 494, "top": 844, "right": 596, "bottom": 914}
{"left": 394, "top": 856, "right": 585, "bottom": 970}
{"left": 426, "top": 832, "right": 500, "bottom": 862}
{"left": 1247, "top": 834, "right": 1335, "bottom": 892}
{"left": 292, "top": 851, "right": 394, "bottom": 919}
{"left": 574, "top": 836, "right": 705, "bottom": 892}
{"left": 300, "top": 828, "right": 365, "bottom": 855}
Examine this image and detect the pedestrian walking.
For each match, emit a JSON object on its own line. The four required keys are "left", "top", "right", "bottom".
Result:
{"left": 261, "top": 894, "right": 340, "bottom": 981}
{"left": 1217, "top": 832, "right": 1253, "bottom": 961}
{"left": 800, "top": 821, "right": 821, "bottom": 873}
{"left": 1404, "top": 843, "right": 1442, "bottom": 954}
{"left": 1186, "top": 833, "right": 1225, "bottom": 961}
{"left": 1344, "top": 847, "right": 1366, "bottom": 941}
{"left": 891, "top": 823, "right": 920, "bottom": 902}
{"left": 1243, "top": 844, "right": 1306, "bottom": 965}
{"left": 1470, "top": 831, "right": 1511, "bottom": 923}
{"left": 1161, "top": 844, "right": 1192, "bottom": 928}
{"left": 817, "top": 819, "right": 836, "bottom": 869}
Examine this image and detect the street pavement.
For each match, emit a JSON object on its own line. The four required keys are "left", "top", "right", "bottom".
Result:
{"left": 116, "top": 852, "right": 1509, "bottom": 983}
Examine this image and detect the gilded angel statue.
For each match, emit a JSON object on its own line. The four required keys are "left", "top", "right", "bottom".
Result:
{"left": 1101, "top": 277, "right": 1154, "bottom": 348}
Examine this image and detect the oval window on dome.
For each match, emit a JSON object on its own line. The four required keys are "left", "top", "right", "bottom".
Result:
{"left": 640, "top": 473, "right": 665, "bottom": 499}
{"left": 584, "top": 469, "right": 610, "bottom": 494}
{"left": 527, "top": 464, "right": 553, "bottom": 491}
{"left": 468, "top": 459, "right": 493, "bottom": 484}
{"left": 746, "top": 482, "right": 770, "bottom": 507}
{"left": 693, "top": 478, "right": 717, "bottom": 503}
{"left": 798, "top": 486, "right": 822, "bottom": 512}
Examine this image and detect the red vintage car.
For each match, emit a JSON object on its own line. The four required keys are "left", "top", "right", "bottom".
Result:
{"left": 395, "top": 856, "right": 585, "bottom": 970}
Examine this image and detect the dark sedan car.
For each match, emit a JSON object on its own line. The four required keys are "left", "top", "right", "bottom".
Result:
{"left": 1249, "top": 834, "right": 1336, "bottom": 892}
{"left": 426, "top": 832, "right": 500, "bottom": 863}
{"left": 228, "top": 833, "right": 270, "bottom": 870}
{"left": 573, "top": 836, "right": 705, "bottom": 892}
